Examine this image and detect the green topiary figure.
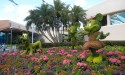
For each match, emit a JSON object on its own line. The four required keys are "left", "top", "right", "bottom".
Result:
{"left": 19, "top": 33, "right": 42, "bottom": 55}
{"left": 83, "top": 13, "right": 109, "bottom": 63}
{"left": 67, "top": 22, "right": 80, "bottom": 49}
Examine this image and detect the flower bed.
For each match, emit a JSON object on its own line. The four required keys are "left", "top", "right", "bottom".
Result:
{"left": 0, "top": 48, "right": 125, "bottom": 75}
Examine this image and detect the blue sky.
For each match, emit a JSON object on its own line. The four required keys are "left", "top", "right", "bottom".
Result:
{"left": 0, "top": 0, "right": 105, "bottom": 25}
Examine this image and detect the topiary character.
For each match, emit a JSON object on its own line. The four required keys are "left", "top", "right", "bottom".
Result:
{"left": 83, "top": 13, "right": 109, "bottom": 63}
{"left": 19, "top": 33, "right": 42, "bottom": 55}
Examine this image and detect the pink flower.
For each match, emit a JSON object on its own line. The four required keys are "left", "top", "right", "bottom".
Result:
{"left": 96, "top": 49, "right": 103, "bottom": 53}
{"left": 1, "top": 52, "right": 8, "bottom": 56}
{"left": 57, "top": 49, "right": 69, "bottom": 55}
{"left": 31, "top": 56, "right": 36, "bottom": 61}
{"left": 78, "top": 50, "right": 89, "bottom": 59}
{"left": 109, "top": 58, "right": 117, "bottom": 63}
{"left": 47, "top": 48, "right": 55, "bottom": 55}
{"left": 71, "top": 50, "right": 78, "bottom": 53}
{"left": 117, "top": 60, "right": 121, "bottom": 64}
{"left": 31, "top": 56, "right": 42, "bottom": 62}
{"left": 67, "top": 54, "right": 73, "bottom": 57}
{"left": 25, "top": 71, "right": 31, "bottom": 75}
{"left": 43, "top": 56, "right": 49, "bottom": 61}
{"left": 77, "top": 62, "right": 87, "bottom": 67}
{"left": 121, "top": 56, "right": 125, "bottom": 60}
{"left": 109, "top": 58, "right": 121, "bottom": 64}
{"left": 62, "top": 59, "right": 71, "bottom": 65}
{"left": 115, "top": 50, "right": 123, "bottom": 56}
{"left": 12, "top": 52, "right": 18, "bottom": 55}
{"left": 107, "top": 51, "right": 115, "bottom": 56}
{"left": 79, "top": 54, "right": 86, "bottom": 59}
{"left": 37, "top": 49, "right": 42, "bottom": 53}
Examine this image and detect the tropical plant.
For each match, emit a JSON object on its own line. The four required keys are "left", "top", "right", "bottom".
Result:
{"left": 65, "top": 5, "right": 86, "bottom": 49}
{"left": 67, "top": 22, "right": 80, "bottom": 49}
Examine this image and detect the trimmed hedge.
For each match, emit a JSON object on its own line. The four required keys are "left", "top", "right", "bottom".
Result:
{"left": 103, "top": 41, "right": 125, "bottom": 46}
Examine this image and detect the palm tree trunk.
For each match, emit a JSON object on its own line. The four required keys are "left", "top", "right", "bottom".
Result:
{"left": 47, "top": 28, "right": 57, "bottom": 43}
{"left": 39, "top": 29, "right": 54, "bottom": 43}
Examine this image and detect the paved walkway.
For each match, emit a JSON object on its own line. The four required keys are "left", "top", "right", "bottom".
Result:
{"left": 0, "top": 47, "right": 18, "bottom": 54}
{"left": 0, "top": 50, "right": 8, "bottom": 54}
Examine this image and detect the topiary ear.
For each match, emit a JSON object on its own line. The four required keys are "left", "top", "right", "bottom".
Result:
{"left": 95, "top": 13, "right": 103, "bottom": 21}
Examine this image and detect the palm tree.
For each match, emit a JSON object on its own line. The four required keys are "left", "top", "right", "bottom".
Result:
{"left": 70, "top": 5, "right": 86, "bottom": 24}
{"left": 24, "top": 4, "right": 55, "bottom": 43}
{"left": 68, "top": 5, "right": 86, "bottom": 49}
{"left": 53, "top": 0, "right": 70, "bottom": 43}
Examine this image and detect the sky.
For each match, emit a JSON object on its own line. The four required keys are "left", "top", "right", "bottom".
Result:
{"left": 0, "top": 0, "right": 105, "bottom": 26}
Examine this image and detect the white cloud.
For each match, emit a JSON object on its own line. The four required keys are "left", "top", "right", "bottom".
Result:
{"left": 1, "top": 4, "right": 35, "bottom": 25}
{"left": 74, "top": 0, "right": 87, "bottom": 7}
{"left": 16, "top": 5, "right": 35, "bottom": 25}
{"left": 1, "top": 0, "right": 86, "bottom": 25}
{"left": 3, "top": 5, "right": 15, "bottom": 13}
{"left": 41, "top": 0, "right": 69, "bottom": 5}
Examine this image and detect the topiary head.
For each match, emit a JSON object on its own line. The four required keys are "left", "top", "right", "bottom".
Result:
{"left": 19, "top": 33, "right": 29, "bottom": 44}
{"left": 95, "top": 13, "right": 103, "bottom": 22}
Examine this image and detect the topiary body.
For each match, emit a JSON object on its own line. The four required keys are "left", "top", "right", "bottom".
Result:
{"left": 20, "top": 33, "right": 42, "bottom": 55}
{"left": 83, "top": 13, "right": 109, "bottom": 63}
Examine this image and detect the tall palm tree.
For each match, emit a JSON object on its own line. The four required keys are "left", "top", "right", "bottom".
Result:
{"left": 24, "top": 9, "right": 40, "bottom": 30}
{"left": 24, "top": 4, "right": 55, "bottom": 43}
{"left": 70, "top": 5, "right": 86, "bottom": 24}
{"left": 53, "top": 0, "right": 70, "bottom": 43}
{"left": 60, "top": 5, "right": 70, "bottom": 41}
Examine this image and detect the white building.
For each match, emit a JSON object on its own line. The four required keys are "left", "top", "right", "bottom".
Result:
{"left": 86, "top": 0, "right": 125, "bottom": 41}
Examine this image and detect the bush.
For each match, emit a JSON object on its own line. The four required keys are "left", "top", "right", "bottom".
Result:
{"left": 103, "top": 41, "right": 125, "bottom": 46}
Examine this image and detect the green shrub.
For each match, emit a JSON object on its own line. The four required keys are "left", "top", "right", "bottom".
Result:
{"left": 104, "top": 41, "right": 125, "bottom": 46}
{"left": 104, "top": 45, "right": 125, "bottom": 52}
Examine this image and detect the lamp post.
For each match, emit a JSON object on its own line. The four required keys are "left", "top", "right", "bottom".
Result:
{"left": 10, "top": 27, "right": 13, "bottom": 50}
{"left": 31, "top": 24, "right": 35, "bottom": 43}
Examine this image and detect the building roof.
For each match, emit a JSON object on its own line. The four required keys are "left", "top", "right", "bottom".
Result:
{"left": 0, "top": 20, "right": 37, "bottom": 33}
{"left": 86, "top": 0, "right": 125, "bottom": 19}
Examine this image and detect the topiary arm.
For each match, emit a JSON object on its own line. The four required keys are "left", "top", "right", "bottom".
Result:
{"left": 96, "top": 32, "right": 110, "bottom": 40}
